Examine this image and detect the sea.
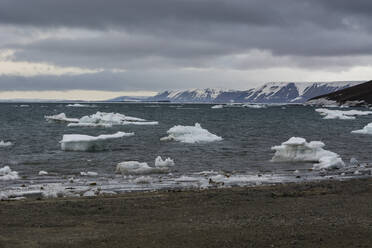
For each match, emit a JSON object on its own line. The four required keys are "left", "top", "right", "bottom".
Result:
{"left": 1, "top": 102, "right": 372, "bottom": 199}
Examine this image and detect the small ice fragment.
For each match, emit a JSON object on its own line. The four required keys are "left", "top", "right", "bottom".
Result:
{"left": 66, "top": 103, "right": 97, "bottom": 108}
{"left": 211, "top": 105, "right": 223, "bottom": 109}
{"left": 133, "top": 176, "right": 152, "bottom": 184}
{"left": 80, "top": 171, "right": 98, "bottom": 176}
{"left": 45, "top": 113, "right": 79, "bottom": 123}
{"left": 38, "top": 171, "right": 48, "bottom": 176}
{"left": 315, "top": 108, "right": 372, "bottom": 120}
{"left": 0, "top": 140, "right": 12, "bottom": 147}
{"left": 116, "top": 161, "right": 170, "bottom": 175}
{"left": 155, "top": 156, "right": 175, "bottom": 167}
{"left": 0, "top": 166, "right": 19, "bottom": 181}
{"left": 351, "top": 123, "right": 372, "bottom": 135}
{"left": 350, "top": 157, "right": 359, "bottom": 166}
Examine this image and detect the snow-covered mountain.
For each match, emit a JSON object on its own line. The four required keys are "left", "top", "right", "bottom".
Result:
{"left": 147, "top": 81, "right": 364, "bottom": 103}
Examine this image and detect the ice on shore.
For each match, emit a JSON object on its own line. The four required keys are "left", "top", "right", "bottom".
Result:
{"left": 80, "top": 171, "right": 98, "bottom": 176}
{"left": 38, "top": 170, "right": 48, "bottom": 176}
{"left": 0, "top": 140, "right": 12, "bottom": 147}
{"left": 161, "top": 123, "right": 222, "bottom": 143}
{"left": 155, "top": 156, "right": 175, "bottom": 167}
{"left": 116, "top": 157, "right": 174, "bottom": 175}
{"left": 0, "top": 166, "right": 19, "bottom": 181}
{"left": 60, "top": 131, "right": 134, "bottom": 151}
{"left": 45, "top": 113, "right": 79, "bottom": 123}
{"left": 211, "top": 105, "right": 223, "bottom": 109}
{"left": 70, "top": 112, "right": 158, "bottom": 127}
{"left": 271, "top": 137, "right": 345, "bottom": 170}
{"left": 315, "top": 108, "right": 372, "bottom": 120}
{"left": 66, "top": 103, "right": 97, "bottom": 108}
{"left": 351, "top": 123, "right": 372, "bottom": 135}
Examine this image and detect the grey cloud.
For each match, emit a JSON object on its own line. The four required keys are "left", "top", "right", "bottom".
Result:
{"left": 0, "top": 0, "right": 372, "bottom": 92}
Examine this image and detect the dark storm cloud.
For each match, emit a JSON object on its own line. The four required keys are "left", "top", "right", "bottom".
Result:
{"left": 0, "top": 0, "right": 371, "bottom": 91}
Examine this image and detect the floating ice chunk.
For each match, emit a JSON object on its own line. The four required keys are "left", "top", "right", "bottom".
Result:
{"left": 350, "top": 157, "right": 359, "bottom": 166}
{"left": 242, "top": 103, "right": 267, "bottom": 109}
{"left": 351, "top": 123, "right": 372, "bottom": 134}
{"left": 0, "top": 140, "right": 12, "bottom": 147}
{"left": 155, "top": 156, "right": 175, "bottom": 167}
{"left": 161, "top": 123, "right": 222, "bottom": 143}
{"left": 315, "top": 108, "right": 372, "bottom": 120}
{"left": 211, "top": 105, "right": 223, "bottom": 109}
{"left": 60, "top": 131, "right": 134, "bottom": 151}
{"left": 80, "top": 171, "right": 98, "bottom": 176}
{"left": 67, "top": 122, "right": 113, "bottom": 128}
{"left": 38, "top": 170, "right": 48, "bottom": 176}
{"left": 19, "top": 104, "right": 29, "bottom": 107}
{"left": 271, "top": 137, "right": 345, "bottom": 170}
{"left": 133, "top": 176, "right": 152, "bottom": 184}
{"left": 45, "top": 113, "right": 79, "bottom": 123}
{"left": 0, "top": 166, "right": 19, "bottom": 181}
{"left": 115, "top": 161, "right": 169, "bottom": 175}
{"left": 66, "top": 103, "right": 97, "bottom": 107}
{"left": 73, "top": 111, "right": 158, "bottom": 127}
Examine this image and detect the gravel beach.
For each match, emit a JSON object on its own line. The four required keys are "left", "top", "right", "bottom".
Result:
{"left": 1, "top": 178, "right": 372, "bottom": 248}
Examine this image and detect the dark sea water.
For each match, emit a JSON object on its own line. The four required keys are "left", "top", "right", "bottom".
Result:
{"left": 1, "top": 103, "right": 372, "bottom": 198}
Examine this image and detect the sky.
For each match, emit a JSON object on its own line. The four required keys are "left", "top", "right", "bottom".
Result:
{"left": 0, "top": 0, "right": 372, "bottom": 100}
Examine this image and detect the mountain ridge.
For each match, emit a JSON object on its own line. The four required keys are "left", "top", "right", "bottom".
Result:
{"left": 144, "top": 81, "right": 365, "bottom": 103}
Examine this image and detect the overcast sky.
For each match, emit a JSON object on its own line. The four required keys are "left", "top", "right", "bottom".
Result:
{"left": 1, "top": 0, "right": 372, "bottom": 99}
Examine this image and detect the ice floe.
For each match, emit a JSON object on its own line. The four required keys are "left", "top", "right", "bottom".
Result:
{"left": 242, "top": 103, "right": 267, "bottom": 109}
{"left": 66, "top": 103, "right": 97, "bottom": 107}
{"left": 161, "top": 123, "right": 222, "bottom": 143}
{"left": 0, "top": 166, "right": 19, "bottom": 181}
{"left": 60, "top": 131, "right": 134, "bottom": 151}
{"left": 211, "top": 105, "right": 223, "bottom": 109}
{"left": 69, "top": 111, "right": 158, "bottom": 127}
{"left": 155, "top": 156, "right": 175, "bottom": 167}
{"left": 271, "top": 137, "right": 345, "bottom": 170}
{"left": 45, "top": 113, "right": 79, "bottom": 123}
{"left": 0, "top": 140, "right": 12, "bottom": 147}
{"left": 315, "top": 108, "right": 372, "bottom": 120}
{"left": 38, "top": 170, "right": 48, "bottom": 176}
{"left": 351, "top": 123, "right": 372, "bottom": 135}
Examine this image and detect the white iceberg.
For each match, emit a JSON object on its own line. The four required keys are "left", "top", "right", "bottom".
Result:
{"left": 115, "top": 161, "right": 170, "bottom": 175}
{"left": 315, "top": 108, "right": 372, "bottom": 120}
{"left": 211, "top": 105, "right": 223, "bottom": 109}
{"left": 0, "top": 166, "right": 19, "bottom": 181}
{"left": 60, "top": 131, "right": 134, "bottom": 151}
{"left": 45, "top": 113, "right": 79, "bottom": 123}
{"left": 271, "top": 137, "right": 345, "bottom": 170}
{"left": 0, "top": 140, "right": 12, "bottom": 147}
{"left": 161, "top": 123, "right": 222, "bottom": 143}
{"left": 38, "top": 170, "right": 48, "bottom": 176}
{"left": 155, "top": 156, "right": 175, "bottom": 167}
{"left": 70, "top": 111, "right": 158, "bottom": 127}
{"left": 351, "top": 123, "right": 372, "bottom": 134}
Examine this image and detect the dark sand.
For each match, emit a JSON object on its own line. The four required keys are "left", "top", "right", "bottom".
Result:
{"left": 1, "top": 178, "right": 372, "bottom": 248}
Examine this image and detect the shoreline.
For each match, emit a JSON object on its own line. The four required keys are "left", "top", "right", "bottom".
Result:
{"left": 1, "top": 177, "right": 372, "bottom": 247}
